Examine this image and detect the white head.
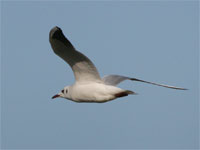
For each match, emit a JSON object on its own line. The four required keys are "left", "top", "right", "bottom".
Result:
{"left": 52, "top": 86, "right": 70, "bottom": 100}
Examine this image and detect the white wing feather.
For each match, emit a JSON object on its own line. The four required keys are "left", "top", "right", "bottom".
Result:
{"left": 103, "top": 75, "right": 187, "bottom": 90}
{"left": 49, "top": 27, "right": 101, "bottom": 82}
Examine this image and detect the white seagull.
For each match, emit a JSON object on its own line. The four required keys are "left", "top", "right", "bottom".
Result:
{"left": 49, "top": 26, "right": 187, "bottom": 103}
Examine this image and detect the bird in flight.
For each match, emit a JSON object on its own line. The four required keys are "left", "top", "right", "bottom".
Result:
{"left": 49, "top": 26, "right": 187, "bottom": 103}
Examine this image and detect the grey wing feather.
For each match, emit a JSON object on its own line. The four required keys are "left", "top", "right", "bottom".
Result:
{"left": 49, "top": 26, "right": 101, "bottom": 82}
{"left": 102, "top": 75, "right": 130, "bottom": 86}
{"left": 102, "top": 75, "right": 187, "bottom": 90}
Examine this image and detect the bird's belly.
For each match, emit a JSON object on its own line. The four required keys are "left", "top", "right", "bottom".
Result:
{"left": 70, "top": 83, "right": 122, "bottom": 103}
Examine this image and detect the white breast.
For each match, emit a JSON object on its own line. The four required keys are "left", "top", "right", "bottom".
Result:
{"left": 69, "top": 82, "right": 124, "bottom": 102}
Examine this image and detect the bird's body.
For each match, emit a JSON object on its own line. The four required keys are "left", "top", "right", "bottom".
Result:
{"left": 65, "top": 82, "right": 134, "bottom": 103}
{"left": 49, "top": 26, "right": 187, "bottom": 103}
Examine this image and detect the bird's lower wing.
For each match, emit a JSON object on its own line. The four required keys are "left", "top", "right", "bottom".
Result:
{"left": 102, "top": 75, "right": 187, "bottom": 90}
{"left": 49, "top": 27, "right": 101, "bottom": 82}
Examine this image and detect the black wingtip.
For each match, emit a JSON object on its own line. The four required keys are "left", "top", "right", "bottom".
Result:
{"left": 49, "top": 26, "right": 74, "bottom": 49}
{"left": 178, "top": 88, "right": 189, "bottom": 90}
{"left": 55, "top": 26, "right": 60, "bottom": 29}
{"left": 50, "top": 26, "right": 63, "bottom": 39}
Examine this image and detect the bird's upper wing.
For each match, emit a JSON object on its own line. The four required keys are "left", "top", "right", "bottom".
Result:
{"left": 102, "top": 75, "right": 187, "bottom": 90}
{"left": 102, "top": 75, "right": 130, "bottom": 86}
{"left": 49, "top": 26, "right": 102, "bottom": 83}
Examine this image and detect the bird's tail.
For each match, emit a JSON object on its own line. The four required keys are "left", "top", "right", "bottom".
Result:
{"left": 125, "top": 90, "right": 137, "bottom": 95}
{"left": 115, "top": 90, "right": 137, "bottom": 98}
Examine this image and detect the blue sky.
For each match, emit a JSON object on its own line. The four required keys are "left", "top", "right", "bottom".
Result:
{"left": 1, "top": 1, "right": 199, "bottom": 149}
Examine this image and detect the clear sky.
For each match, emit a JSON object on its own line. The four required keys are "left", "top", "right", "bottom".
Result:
{"left": 1, "top": 1, "right": 199, "bottom": 149}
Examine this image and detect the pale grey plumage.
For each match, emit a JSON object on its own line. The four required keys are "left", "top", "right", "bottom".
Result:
{"left": 102, "top": 75, "right": 187, "bottom": 90}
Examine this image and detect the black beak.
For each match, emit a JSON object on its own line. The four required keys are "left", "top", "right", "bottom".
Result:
{"left": 52, "top": 94, "right": 60, "bottom": 99}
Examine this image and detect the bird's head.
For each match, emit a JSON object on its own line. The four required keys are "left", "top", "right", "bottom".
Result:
{"left": 52, "top": 86, "right": 70, "bottom": 99}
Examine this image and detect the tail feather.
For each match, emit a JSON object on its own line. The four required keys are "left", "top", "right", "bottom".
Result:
{"left": 115, "top": 90, "right": 137, "bottom": 98}
{"left": 126, "top": 90, "right": 137, "bottom": 95}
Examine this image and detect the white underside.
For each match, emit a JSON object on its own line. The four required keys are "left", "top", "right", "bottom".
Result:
{"left": 67, "top": 82, "right": 126, "bottom": 103}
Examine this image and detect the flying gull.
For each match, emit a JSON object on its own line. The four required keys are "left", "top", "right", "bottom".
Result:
{"left": 49, "top": 26, "right": 187, "bottom": 103}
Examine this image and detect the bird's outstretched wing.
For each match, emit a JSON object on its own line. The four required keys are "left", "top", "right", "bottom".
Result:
{"left": 49, "top": 26, "right": 101, "bottom": 82}
{"left": 102, "top": 75, "right": 187, "bottom": 90}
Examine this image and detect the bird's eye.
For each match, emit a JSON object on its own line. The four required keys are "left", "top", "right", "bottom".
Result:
{"left": 65, "top": 89, "right": 68, "bottom": 93}
{"left": 61, "top": 90, "right": 64, "bottom": 93}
